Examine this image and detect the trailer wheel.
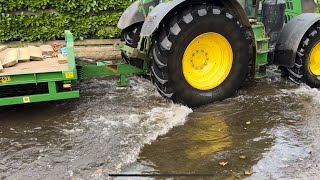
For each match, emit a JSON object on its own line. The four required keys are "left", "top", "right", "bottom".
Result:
{"left": 121, "top": 23, "right": 144, "bottom": 68}
{"left": 150, "top": 5, "right": 253, "bottom": 107}
{"left": 286, "top": 23, "right": 320, "bottom": 87}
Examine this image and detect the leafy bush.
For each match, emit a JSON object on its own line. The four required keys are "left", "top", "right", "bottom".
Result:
{"left": 0, "top": 0, "right": 132, "bottom": 42}
{"left": 316, "top": 0, "right": 320, "bottom": 13}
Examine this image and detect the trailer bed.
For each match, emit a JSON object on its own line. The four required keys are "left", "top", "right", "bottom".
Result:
{"left": 0, "top": 30, "right": 81, "bottom": 106}
{"left": 0, "top": 48, "right": 68, "bottom": 76}
{"left": 1, "top": 58, "right": 68, "bottom": 75}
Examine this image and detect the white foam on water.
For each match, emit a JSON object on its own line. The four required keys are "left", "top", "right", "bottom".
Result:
{"left": 281, "top": 85, "right": 320, "bottom": 106}
{"left": 68, "top": 76, "right": 192, "bottom": 179}
{"left": 2, "top": 76, "right": 192, "bottom": 180}
{"left": 109, "top": 105, "right": 191, "bottom": 173}
{"left": 246, "top": 84, "right": 320, "bottom": 179}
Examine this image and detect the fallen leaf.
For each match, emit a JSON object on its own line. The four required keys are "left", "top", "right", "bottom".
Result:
{"left": 239, "top": 155, "right": 246, "bottom": 159}
{"left": 218, "top": 161, "right": 228, "bottom": 166}
{"left": 246, "top": 121, "right": 251, "bottom": 125}
{"left": 244, "top": 171, "right": 253, "bottom": 175}
{"left": 96, "top": 168, "right": 103, "bottom": 173}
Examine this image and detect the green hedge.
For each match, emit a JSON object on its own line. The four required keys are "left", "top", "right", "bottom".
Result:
{"left": 0, "top": 0, "right": 133, "bottom": 42}
{"left": 316, "top": 0, "right": 320, "bottom": 13}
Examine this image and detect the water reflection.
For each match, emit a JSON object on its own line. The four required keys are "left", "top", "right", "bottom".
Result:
{"left": 184, "top": 116, "right": 232, "bottom": 160}
{"left": 123, "top": 81, "right": 320, "bottom": 179}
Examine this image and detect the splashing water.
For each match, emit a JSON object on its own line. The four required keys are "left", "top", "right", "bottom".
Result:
{"left": 0, "top": 76, "right": 192, "bottom": 179}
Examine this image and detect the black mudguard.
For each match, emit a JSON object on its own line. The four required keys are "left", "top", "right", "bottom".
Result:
{"left": 274, "top": 13, "right": 320, "bottom": 67}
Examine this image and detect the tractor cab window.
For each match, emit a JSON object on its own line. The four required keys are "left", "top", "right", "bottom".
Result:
{"left": 238, "top": 0, "right": 258, "bottom": 17}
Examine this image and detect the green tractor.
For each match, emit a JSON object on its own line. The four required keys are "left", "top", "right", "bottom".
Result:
{"left": 118, "top": 0, "right": 320, "bottom": 107}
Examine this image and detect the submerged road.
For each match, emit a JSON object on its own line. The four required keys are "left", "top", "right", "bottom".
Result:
{"left": 1, "top": 67, "right": 320, "bottom": 179}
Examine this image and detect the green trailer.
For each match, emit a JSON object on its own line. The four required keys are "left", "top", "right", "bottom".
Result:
{"left": 0, "top": 31, "right": 143, "bottom": 106}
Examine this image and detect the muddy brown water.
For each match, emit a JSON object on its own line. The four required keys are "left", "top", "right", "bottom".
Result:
{"left": 1, "top": 67, "right": 320, "bottom": 179}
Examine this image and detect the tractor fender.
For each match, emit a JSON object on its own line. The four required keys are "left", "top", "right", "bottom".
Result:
{"left": 140, "top": 0, "right": 251, "bottom": 37}
{"left": 274, "top": 13, "right": 320, "bottom": 67}
{"left": 140, "top": 0, "right": 185, "bottom": 36}
{"left": 117, "top": 1, "right": 145, "bottom": 30}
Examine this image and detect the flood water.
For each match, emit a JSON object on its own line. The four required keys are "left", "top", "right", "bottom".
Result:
{"left": 1, "top": 67, "right": 320, "bottom": 179}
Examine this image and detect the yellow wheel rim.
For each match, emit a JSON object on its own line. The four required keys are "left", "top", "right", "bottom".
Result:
{"left": 182, "top": 32, "right": 233, "bottom": 90}
{"left": 309, "top": 41, "right": 320, "bottom": 76}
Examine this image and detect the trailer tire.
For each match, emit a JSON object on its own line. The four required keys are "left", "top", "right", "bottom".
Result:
{"left": 121, "top": 23, "right": 144, "bottom": 68}
{"left": 150, "top": 5, "right": 253, "bottom": 107}
{"left": 286, "top": 22, "right": 320, "bottom": 87}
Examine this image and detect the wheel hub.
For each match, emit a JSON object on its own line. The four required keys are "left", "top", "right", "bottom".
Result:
{"left": 182, "top": 32, "right": 233, "bottom": 90}
{"left": 309, "top": 41, "right": 320, "bottom": 76}
{"left": 190, "top": 49, "right": 209, "bottom": 70}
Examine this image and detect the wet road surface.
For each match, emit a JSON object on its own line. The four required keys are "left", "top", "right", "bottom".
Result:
{"left": 0, "top": 77, "right": 191, "bottom": 179}
{"left": 1, "top": 67, "right": 320, "bottom": 179}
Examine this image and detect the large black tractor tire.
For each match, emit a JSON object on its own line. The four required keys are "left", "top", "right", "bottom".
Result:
{"left": 285, "top": 22, "right": 320, "bottom": 88}
{"left": 150, "top": 5, "right": 253, "bottom": 107}
{"left": 121, "top": 23, "right": 144, "bottom": 68}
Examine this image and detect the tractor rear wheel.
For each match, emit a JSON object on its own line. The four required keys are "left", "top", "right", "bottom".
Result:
{"left": 150, "top": 5, "right": 253, "bottom": 107}
{"left": 121, "top": 23, "right": 144, "bottom": 68}
{"left": 285, "top": 22, "right": 320, "bottom": 87}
